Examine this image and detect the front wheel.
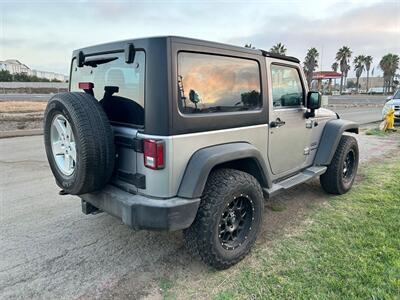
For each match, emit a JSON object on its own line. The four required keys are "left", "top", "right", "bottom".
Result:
{"left": 183, "top": 169, "right": 264, "bottom": 270}
{"left": 320, "top": 135, "right": 359, "bottom": 195}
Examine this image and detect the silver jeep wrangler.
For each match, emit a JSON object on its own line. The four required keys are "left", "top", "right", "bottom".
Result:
{"left": 44, "top": 36, "right": 359, "bottom": 269}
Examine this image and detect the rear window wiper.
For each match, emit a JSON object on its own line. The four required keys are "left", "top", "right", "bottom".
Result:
{"left": 82, "top": 56, "right": 118, "bottom": 67}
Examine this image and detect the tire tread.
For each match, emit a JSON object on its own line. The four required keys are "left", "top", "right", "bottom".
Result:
{"left": 320, "top": 135, "right": 358, "bottom": 194}
{"left": 44, "top": 92, "right": 115, "bottom": 195}
{"left": 183, "top": 168, "right": 263, "bottom": 269}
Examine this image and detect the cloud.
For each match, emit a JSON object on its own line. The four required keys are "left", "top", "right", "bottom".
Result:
{"left": 227, "top": 2, "right": 400, "bottom": 75}
{"left": 0, "top": 0, "right": 398, "bottom": 76}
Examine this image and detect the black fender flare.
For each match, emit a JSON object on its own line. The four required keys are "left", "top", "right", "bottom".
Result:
{"left": 177, "top": 142, "right": 272, "bottom": 199}
{"left": 314, "top": 119, "right": 359, "bottom": 166}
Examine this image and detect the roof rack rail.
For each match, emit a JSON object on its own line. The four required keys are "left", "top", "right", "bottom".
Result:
{"left": 261, "top": 50, "right": 300, "bottom": 63}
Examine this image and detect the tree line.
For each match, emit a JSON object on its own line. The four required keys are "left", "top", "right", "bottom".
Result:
{"left": 246, "top": 43, "right": 399, "bottom": 94}
{"left": 0, "top": 70, "right": 62, "bottom": 82}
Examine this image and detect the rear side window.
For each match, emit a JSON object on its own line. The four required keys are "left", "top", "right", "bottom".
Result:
{"left": 271, "top": 64, "right": 304, "bottom": 108}
{"left": 177, "top": 52, "right": 261, "bottom": 114}
{"left": 70, "top": 51, "right": 145, "bottom": 126}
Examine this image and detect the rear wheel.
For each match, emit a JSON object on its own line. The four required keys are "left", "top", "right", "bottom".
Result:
{"left": 183, "top": 169, "right": 264, "bottom": 269}
{"left": 320, "top": 135, "right": 359, "bottom": 195}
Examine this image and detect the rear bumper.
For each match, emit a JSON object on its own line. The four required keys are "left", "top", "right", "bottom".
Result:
{"left": 79, "top": 185, "right": 200, "bottom": 231}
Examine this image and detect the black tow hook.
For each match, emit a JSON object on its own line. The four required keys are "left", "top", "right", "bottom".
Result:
{"left": 81, "top": 200, "right": 101, "bottom": 215}
{"left": 59, "top": 189, "right": 69, "bottom": 195}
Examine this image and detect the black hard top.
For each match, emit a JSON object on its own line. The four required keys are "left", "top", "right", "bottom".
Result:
{"left": 72, "top": 36, "right": 300, "bottom": 64}
{"left": 70, "top": 36, "right": 299, "bottom": 135}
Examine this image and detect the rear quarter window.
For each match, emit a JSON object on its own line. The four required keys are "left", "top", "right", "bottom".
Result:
{"left": 177, "top": 52, "right": 262, "bottom": 114}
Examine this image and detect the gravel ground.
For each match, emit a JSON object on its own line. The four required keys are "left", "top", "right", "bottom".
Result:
{"left": 0, "top": 132, "right": 399, "bottom": 299}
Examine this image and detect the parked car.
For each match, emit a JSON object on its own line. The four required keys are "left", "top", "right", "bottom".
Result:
{"left": 43, "top": 36, "right": 359, "bottom": 269}
{"left": 382, "top": 90, "right": 400, "bottom": 122}
{"left": 368, "top": 87, "right": 384, "bottom": 94}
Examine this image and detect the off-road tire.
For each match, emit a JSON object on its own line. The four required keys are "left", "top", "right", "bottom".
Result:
{"left": 183, "top": 168, "right": 264, "bottom": 270}
{"left": 44, "top": 92, "right": 115, "bottom": 195}
{"left": 320, "top": 135, "right": 359, "bottom": 195}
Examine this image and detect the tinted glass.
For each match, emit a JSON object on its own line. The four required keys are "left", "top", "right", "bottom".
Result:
{"left": 177, "top": 52, "right": 261, "bottom": 114}
{"left": 271, "top": 65, "right": 304, "bottom": 107}
{"left": 70, "top": 51, "right": 145, "bottom": 125}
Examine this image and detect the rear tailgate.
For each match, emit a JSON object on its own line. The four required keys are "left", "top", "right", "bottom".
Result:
{"left": 112, "top": 126, "right": 142, "bottom": 193}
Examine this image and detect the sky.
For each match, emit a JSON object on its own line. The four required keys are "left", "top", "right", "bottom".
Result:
{"left": 0, "top": 0, "right": 399, "bottom": 77}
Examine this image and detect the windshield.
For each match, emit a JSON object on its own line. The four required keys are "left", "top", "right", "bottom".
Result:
{"left": 394, "top": 90, "right": 400, "bottom": 99}
{"left": 70, "top": 51, "right": 145, "bottom": 126}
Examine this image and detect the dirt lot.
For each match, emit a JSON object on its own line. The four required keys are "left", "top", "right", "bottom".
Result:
{"left": 0, "top": 101, "right": 45, "bottom": 131}
{"left": 0, "top": 131, "right": 398, "bottom": 299}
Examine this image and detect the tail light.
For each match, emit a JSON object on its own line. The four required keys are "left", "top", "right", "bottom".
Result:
{"left": 144, "top": 139, "right": 164, "bottom": 170}
{"left": 78, "top": 82, "right": 94, "bottom": 90}
{"left": 78, "top": 82, "right": 94, "bottom": 96}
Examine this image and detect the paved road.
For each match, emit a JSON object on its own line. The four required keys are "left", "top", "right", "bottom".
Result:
{"left": 332, "top": 107, "right": 382, "bottom": 124}
{"left": 0, "top": 94, "right": 52, "bottom": 102}
{"left": 1, "top": 134, "right": 399, "bottom": 299}
{"left": 0, "top": 136, "right": 185, "bottom": 299}
{"left": 328, "top": 94, "right": 387, "bottom": 105}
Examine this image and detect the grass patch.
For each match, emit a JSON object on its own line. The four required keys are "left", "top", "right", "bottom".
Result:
{"left": 365, "top": 127, "right": 399, "bottom": 136}
{"left": 215, "top": 159, "right": 400, "bottom": 299}
{"left": 267, "top": 201, "right": 287, "bottom": 212}
{"left": 159, "top": 277, "right": 174, "bottom": 300}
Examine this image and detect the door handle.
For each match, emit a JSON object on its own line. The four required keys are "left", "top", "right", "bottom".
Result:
{"left": 270, "top": 118, "right": 286, "bottom": 128}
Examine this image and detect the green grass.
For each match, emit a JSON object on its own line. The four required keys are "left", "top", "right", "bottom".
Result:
{"left": 267, "top": 201, "right": 287, "bottom": 212}
{"left": 159, "top": 277, "right": 174, "bottom": 300}
{"left": 365, "top": 127, "right": 399, "bottom": 136}
{"left": 215, "top": 159, "right": 400, "bottom": 300}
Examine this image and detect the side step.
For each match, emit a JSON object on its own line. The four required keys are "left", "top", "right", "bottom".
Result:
{"left": 264, "top": 166, "right": 327, "bottom": 198}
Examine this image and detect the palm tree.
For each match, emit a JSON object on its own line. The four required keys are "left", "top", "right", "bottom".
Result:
{"left": 379, "top": 53, "right": 399, "bottom": 93}
{"left": 331, "top": 62, "right": 339, "bottom": 91}
{"left": 364, "top": 56, "right": 373, "bottom": 92}
{"left": 353, "top": 55, "right": 366, "bottom": 93}
{"left": 331, "top": 62, "right": 338, "bottom": 72}
{"left": 336, "top": 46, "right": 352, "bottom": 94}
{"left": 303, "top": 47, "right": 319, "bottom": 89}
{"left": 344, "top": 64, "right": 351, "bottom": 89}
{"left": 270, "top": 43, "right": 287, "bottom": 55}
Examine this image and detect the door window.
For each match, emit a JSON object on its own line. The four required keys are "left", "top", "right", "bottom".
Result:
{"left": 271, "top": 65, "right": 304, "bottom": 108}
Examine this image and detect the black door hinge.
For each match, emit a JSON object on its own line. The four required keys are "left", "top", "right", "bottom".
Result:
{"left": 118, "top": 171, "right": 146, "bottom": 189}
{"left": 132, "top": 138, "right": 143, "bottom": 153}
{"left": 115, "top": 135, "right": 143, "bottom": 153}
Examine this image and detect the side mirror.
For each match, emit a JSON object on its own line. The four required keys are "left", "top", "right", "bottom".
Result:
{"left": 307, "top": 91, "right": 321, "bottom": 110}
{"left": 305, "top": 91, "right": 321, "bottom": 118}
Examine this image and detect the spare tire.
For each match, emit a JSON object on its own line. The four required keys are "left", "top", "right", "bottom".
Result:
{"left": 44, "top": 92, "right": 115, "bottom": 195}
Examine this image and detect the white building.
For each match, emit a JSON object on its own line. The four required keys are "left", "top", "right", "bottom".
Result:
{"left": 32, "top": 70, "right": 68, "bottom": 82}
{"left": 0, "top": 59, "right": 68, "bottom": 82}
{"left": 0, "top": 59, "right": 32, "bottom": 75}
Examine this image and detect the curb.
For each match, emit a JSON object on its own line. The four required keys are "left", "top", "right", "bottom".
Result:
{"left": 0, "top": 129, "right": 43, "bottom": 139}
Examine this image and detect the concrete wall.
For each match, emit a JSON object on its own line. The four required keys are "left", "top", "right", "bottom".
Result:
{"left": 347, "top": 77, "right": 384, "bottom": 89}
{"left": 0, "top": 82, "right": 68, "bottom": 88}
